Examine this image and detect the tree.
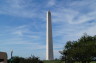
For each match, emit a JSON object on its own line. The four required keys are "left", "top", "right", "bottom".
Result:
{"left": 8, "top": 55, "right": 43, "bottom": 63}
{"left": 60, "top": 34, "right": 96, "bottom": 63}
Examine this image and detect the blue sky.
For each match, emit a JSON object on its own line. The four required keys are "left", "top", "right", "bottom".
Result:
{"left": 0, "top": 0, "right": 96, "bottom": 59}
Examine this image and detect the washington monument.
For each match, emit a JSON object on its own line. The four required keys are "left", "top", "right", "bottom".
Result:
{"left": 46, "top": 11, "right": 54, "bottom": 60}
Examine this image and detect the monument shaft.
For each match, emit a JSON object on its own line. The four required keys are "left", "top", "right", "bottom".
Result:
{"left": 46, "top": 11, "right": 54, "bottom": 60}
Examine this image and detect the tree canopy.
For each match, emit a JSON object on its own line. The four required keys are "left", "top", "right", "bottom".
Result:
{"left": 60, "top": 34, "right": 96, "bottom": 63}
{"left": 8, "top": 55, "right": 43, "bottom": 63}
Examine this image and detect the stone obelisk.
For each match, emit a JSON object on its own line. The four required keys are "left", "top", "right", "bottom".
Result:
{"left": 46, "top": 11, "right": 54, "bottom": 60}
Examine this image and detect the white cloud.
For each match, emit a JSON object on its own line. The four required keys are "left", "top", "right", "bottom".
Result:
{"left": 0, "top": 0, "right": 44, "bottom": 18}
{"left": 51, "top": 0, "right": 96, "bottom": 24}
{"left": 54, "top": 49, "right": 62, "bottom": 59}
{"left": 51, "top": 0, "right": 96, "bottom": 44}
{"left": 47, "top": 0, "right": 56, "bottom": 7}
{"left": 77, "top": 25, "right": 96, "bottom": 36}
{"left": 52, "top": 8, "right": 96, "bottom": 24}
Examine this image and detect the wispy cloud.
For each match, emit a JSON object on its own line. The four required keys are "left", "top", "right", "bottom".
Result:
{"left": 47, "top": 0, "right": 56, "bottom": 7}
{"left": 52, "top": 8, "right": 96, "bottom": 24}
{"left": 0, "top": 0, "right": 45, "bottom": 18}
{"left": 51, "top": 0, "right": 96, "bottom": 44}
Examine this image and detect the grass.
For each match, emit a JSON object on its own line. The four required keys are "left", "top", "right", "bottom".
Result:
{"left": 90, "top": 62, "right": 96, "bottom": 63}
{"left": 43, "top": 61, "right": 96, "bottom": 63}
{"left": 43, "top": 60, "right": 64, "bottom": 63}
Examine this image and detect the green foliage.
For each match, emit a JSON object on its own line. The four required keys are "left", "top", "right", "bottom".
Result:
{"left": 60, "top": 34, "right": 96, "bottom": 63}
{"left": 8, "top": 55, "right": 43, "bottom": 63}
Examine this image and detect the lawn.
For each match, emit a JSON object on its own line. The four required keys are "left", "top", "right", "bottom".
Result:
{"left": 43, "top": 61, "right": 96, "bottom": 63}
{"left": 91, "top": 62, "right": 96, "bottom": 63}
{"left": 43, "top": 60, "right": 64, "bottom": 63}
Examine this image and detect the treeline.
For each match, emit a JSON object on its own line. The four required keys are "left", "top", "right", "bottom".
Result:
{"left": 60, "top": 34, "right": 96, "bottom": 63}
{"left": 8, "top": 55, "right": 43, "bottom": 63}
